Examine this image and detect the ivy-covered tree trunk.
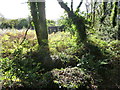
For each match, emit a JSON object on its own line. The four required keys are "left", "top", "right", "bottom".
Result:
{"left": 118, "top": 1, "right": 120, "bottom": 40}
{"left": 58, "top": 1, "right": 87, "bottom": 44}
{"left": 100, "top": 1, "right": 108, "bottom": 23}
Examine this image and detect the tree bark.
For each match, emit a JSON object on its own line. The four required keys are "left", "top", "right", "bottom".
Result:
{"left": 37, "top": 2, "right": 48, "bottom": 46}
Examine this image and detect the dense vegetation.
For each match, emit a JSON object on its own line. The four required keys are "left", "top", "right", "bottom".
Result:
{"left": 0, "top": 0, "right": 120, "bottom": 90}
{"left": 0, "top": 30, "right": 119, "bottom": 89}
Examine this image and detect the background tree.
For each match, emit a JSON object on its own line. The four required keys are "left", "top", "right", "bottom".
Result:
{"left": 47, "top": 19, "right": 56, "bottom": 27}
{"left": 111, "top": 2, "right": 118, "bottom": 27}
{"left": 17, "top": 18, "right": 29, "bottom": 29}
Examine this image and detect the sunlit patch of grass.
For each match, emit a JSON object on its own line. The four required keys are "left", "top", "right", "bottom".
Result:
{"left": 49, "top": 32, "right": 77, "bottom": 54}
{"left": 1, "top": 30, "right": 77, "bottom": 57}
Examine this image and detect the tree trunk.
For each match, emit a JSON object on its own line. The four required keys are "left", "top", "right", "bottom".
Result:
{"left": 93, "top": 2, "right": 97, "bottom": 26}
{"left": 118, "top": 1, "right": 120, "bottom": 40}
{"left": 30, "top": 2, "right": 53, "bottom": 70}
{"left": 37, "top": 2, "right": 48, "bottom": 46}
{"left": 111, "top": 2, "right": 118, "bottom": 27}
{"left": 100, "top": 1, "right": 108, "bottom": 23}
{"left": 30, "top": 2, "right": 48, "bottom": 46}
{"left": 30, "top": 2, "right": 41, "bottom": 45}
{"left": 118, "top": 25, "right": 120, "bottom": 40}
{"left": 58, "top": 1, "right": 87, "bottom": 44}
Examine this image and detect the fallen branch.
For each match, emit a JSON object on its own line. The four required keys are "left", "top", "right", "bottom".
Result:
{"left": 20, "top": 26, "right": 30, "bottom": 45}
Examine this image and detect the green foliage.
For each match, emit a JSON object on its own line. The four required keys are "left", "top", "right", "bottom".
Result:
{"left": 0, "top": 31, "right": 77, "bottom": 88}
{"left": 47, "top": 19, "right": 56, "bottom": 27}
{"left": 57, "top": 13, "right": 75, "bottom": 35}
{"left": 108, "top": 40, "right": 120, "bottom": 59}
{"left": 1, "top": 31, "right": 37, "bottom": 58}
{"left": 0, "top": 50, "right": 43, "bottom": 88}
{"left": 17, "top": 19, "right": 29, "bottom": 29}
{"left": 49, "top": 32, "right": 77, "bottom": 55}
{"left": 0, "top": 30, "right": 42, "bottom": 88}
{"left": 49, "top": 32, "right": 78, "bottom": 67}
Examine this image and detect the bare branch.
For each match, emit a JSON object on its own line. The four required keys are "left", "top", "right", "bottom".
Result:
{"left": 76, "top": 0, "right": 83, "bottom": 12}
{"left": 20, "top": 26, "right": 30, "bottom": 45}
{"left": 57, "top": 0, "right": 76, "bottom": 19}
{"left": 57, "top": 0, "right": 71, "bottom": 12}
{"left": 71, "top": 0, "right": 73, "bottom": 11}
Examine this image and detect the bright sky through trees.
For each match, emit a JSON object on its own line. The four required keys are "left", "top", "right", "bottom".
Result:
{"left": 0, "top": 0, "right": 86, "bottom": 20}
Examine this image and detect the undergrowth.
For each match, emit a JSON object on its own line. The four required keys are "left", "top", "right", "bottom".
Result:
{"left": 0, "top": 30, "right": 119, "bottom": 89}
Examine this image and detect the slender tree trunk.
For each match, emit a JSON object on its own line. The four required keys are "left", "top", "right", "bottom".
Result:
{"left": 118, "top": 25, "right": 120, "bottom": 40}
{"left": 100, "top": 1, "right": 108, "bottom": 23}
{"left": 111, "top": 2, "right": 118, "bottom": 27}
{"left": 118, "top": 1, "right": 120, "bottom": 40}
{"left": 93, "top": 1, "right": 97, "bottom": 26}
{"left": 91, "top": 0, "right": 93, "bottom": 24}
{"left": 85, "top": 0, "right": 89, "bottom": 19}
